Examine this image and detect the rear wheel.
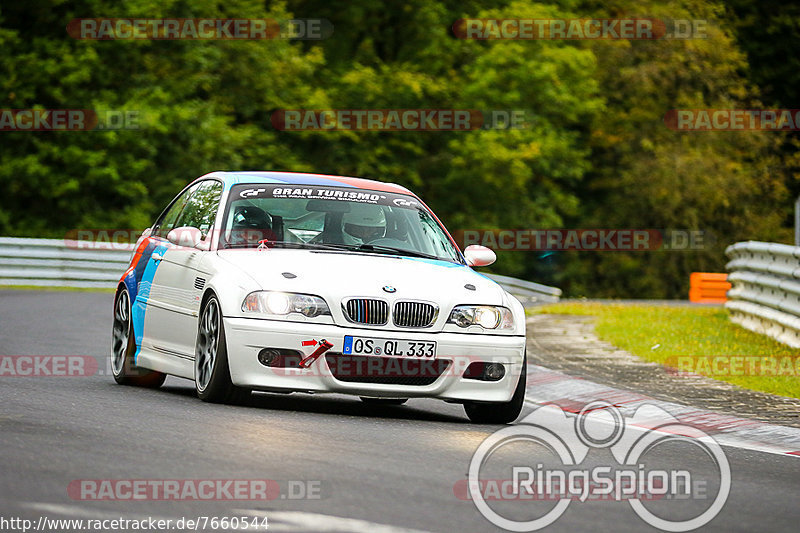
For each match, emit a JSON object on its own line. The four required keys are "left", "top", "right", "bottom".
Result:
{"left": 111, "top": 287, "right": 166, "bottom": 388}
{"left": 195, "top": 295, "right": 251, "bottom": 404}
{"left": 464, "top": 357, "right": 526, "bottom": 424}
{"left": 360, "top": 397, "right": 408, "bottom": 406}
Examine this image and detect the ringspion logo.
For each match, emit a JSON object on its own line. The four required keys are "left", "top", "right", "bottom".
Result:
{"left": 464, "top": 402, "right": 730, "bottom": 531}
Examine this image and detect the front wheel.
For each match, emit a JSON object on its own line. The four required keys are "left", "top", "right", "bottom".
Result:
{"left": 111, "top": 287, "right": 166, "bottom": 388}
{"left": 464, "top": 357, "right": 526, "bottom": 424}
{"left": 195, "top": 295, "right": 251, "bottom": 404}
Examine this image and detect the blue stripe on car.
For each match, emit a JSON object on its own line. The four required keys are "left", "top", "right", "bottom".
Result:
{"left": 129, "top": 240, "right": 167, "bottom": 363}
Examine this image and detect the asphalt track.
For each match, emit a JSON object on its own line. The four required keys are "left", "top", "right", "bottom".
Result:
{"left": 0, "top": 290, "right": 798, "bottom": 532}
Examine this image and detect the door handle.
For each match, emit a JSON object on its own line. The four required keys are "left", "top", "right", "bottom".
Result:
{"left": 152, "top": 252, "right": 163, "bottom": 262}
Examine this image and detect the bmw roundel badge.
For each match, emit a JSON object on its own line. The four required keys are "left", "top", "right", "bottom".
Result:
{"left": 382, "top": 285, "right": 397, "bottom": 293}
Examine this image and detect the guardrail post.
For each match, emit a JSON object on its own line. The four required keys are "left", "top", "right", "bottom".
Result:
{"left": 795, "top": 195, "right": 800, "bottom": 246}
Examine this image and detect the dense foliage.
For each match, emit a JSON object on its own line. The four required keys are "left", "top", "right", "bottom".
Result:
{"left": 1, "top": 0, "right": 796, "bottom": 297}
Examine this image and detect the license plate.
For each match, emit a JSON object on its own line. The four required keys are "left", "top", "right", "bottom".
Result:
{"left": 343, "top": 336, "right": 436, "bottom": 358}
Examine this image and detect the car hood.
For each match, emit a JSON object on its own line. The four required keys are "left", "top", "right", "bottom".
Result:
{"left": 216, "top": 248, "right": 506, "bottom": 306}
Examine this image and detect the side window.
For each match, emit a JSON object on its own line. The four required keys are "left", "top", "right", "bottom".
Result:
{"left": 174, "top": 180, "right": 223, "bottom": 238}
{"left": 153, "top": 183, "right": 200, "bottom": 238}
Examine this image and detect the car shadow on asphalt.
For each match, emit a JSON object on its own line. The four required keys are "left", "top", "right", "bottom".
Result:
{"left": 155, "top": 383, "right": 469, "bottom": 424}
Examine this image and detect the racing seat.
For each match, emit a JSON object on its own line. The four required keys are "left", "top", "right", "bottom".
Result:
{"left": 229, "top": 205, "right": 276, "bottom": 246}
{"left": 384, "top": 214, "right": 409, "bottom": 241}
{"left": 312, "top": 212, "right": 346, "bottom": 244}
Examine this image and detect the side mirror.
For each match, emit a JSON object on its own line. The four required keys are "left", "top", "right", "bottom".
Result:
{"left": 464, "top": 245, "right": 496, "bottom": 267}
{"left": 167, "top": 226, "right": 203, "bottom": 248}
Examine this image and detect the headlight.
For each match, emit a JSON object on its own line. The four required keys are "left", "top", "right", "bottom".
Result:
{"left": 242, "top": 291, "right": 331, "bottom": 318}
{"left": 448, "top": 305, "right": 514, "bottom": 330}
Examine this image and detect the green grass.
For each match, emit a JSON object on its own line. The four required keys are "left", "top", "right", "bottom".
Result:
{"left": 531, "top": 302, "right": 800, "bottom": 399}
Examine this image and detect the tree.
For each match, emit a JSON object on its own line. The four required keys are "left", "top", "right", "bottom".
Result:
{"left": 555, "top": 0, "right": 790, "bottom": 297}
{"left": 0, "top": 0, "right": 324, "bottom": 236}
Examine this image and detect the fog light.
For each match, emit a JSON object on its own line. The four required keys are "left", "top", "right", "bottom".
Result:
{"left": 258, "top": 348, "right": 280, "bottom": 367}
{"left": 484, "top": 363, "right": 505, "bottom": 381}
{"left": 463, "top": 362, "right": 506, "bottom": 381}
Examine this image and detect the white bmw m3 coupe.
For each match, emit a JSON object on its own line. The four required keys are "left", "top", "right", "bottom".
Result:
{"left": 112, "top": 171, "right": 527, "bottom": 423}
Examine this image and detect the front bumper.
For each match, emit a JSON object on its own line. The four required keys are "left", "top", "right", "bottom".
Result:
{"left": 224, "top": 317, "right": 525, "bottom": 403}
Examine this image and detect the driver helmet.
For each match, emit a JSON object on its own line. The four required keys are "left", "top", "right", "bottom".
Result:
{"left": 342, "top": 203, "right": 386, "bottom": 243}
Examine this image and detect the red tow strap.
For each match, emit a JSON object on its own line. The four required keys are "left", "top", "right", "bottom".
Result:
{"left": 298, "top": 339, "right": 334, "bottom": 368}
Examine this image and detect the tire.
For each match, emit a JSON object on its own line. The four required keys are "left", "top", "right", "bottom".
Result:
{"left": 464, "top": 357, "right": 526, "bottom": 424}
{"left": 111, "top": 287, "right": 167, "bottom": 388}
{"left": 360, "top": 397, "right": 408, "bottom": 406}
{"left": 195, "top": 295, "right": 251, "bottom": 404}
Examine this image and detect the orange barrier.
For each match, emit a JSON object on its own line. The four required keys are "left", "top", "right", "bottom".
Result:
{"left": 689, "top": 272, "right": 731, "bottom": 303}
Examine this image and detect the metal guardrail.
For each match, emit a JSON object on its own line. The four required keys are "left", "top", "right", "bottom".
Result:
{"left": 0, "top": 237, "right": 562, "bottom": 303}
{"left": 725, "top": 240, "right": 800, "bottom": 348}
{"left": 0, "top": 237, "right": 135, "bottom": 288}
{"left": 484, "top": 273, "right": 562, "bottom": 305}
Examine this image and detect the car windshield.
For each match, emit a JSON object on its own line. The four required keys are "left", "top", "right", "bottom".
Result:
{"left": 221, "top": 184, "right": 463, "bottom": 263}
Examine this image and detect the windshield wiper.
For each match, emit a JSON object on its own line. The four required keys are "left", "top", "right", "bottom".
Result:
{"left": 350, "top": 244, "right": 441, "bottom": 260}
{"left": 270, "top": 241, "right": 349, "bottom": 251}
{"left": 223, "top": 241, "right": 346, "bottom": 251}
{"left": 223, "top": 240, "right": 444, "bottom": 260}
